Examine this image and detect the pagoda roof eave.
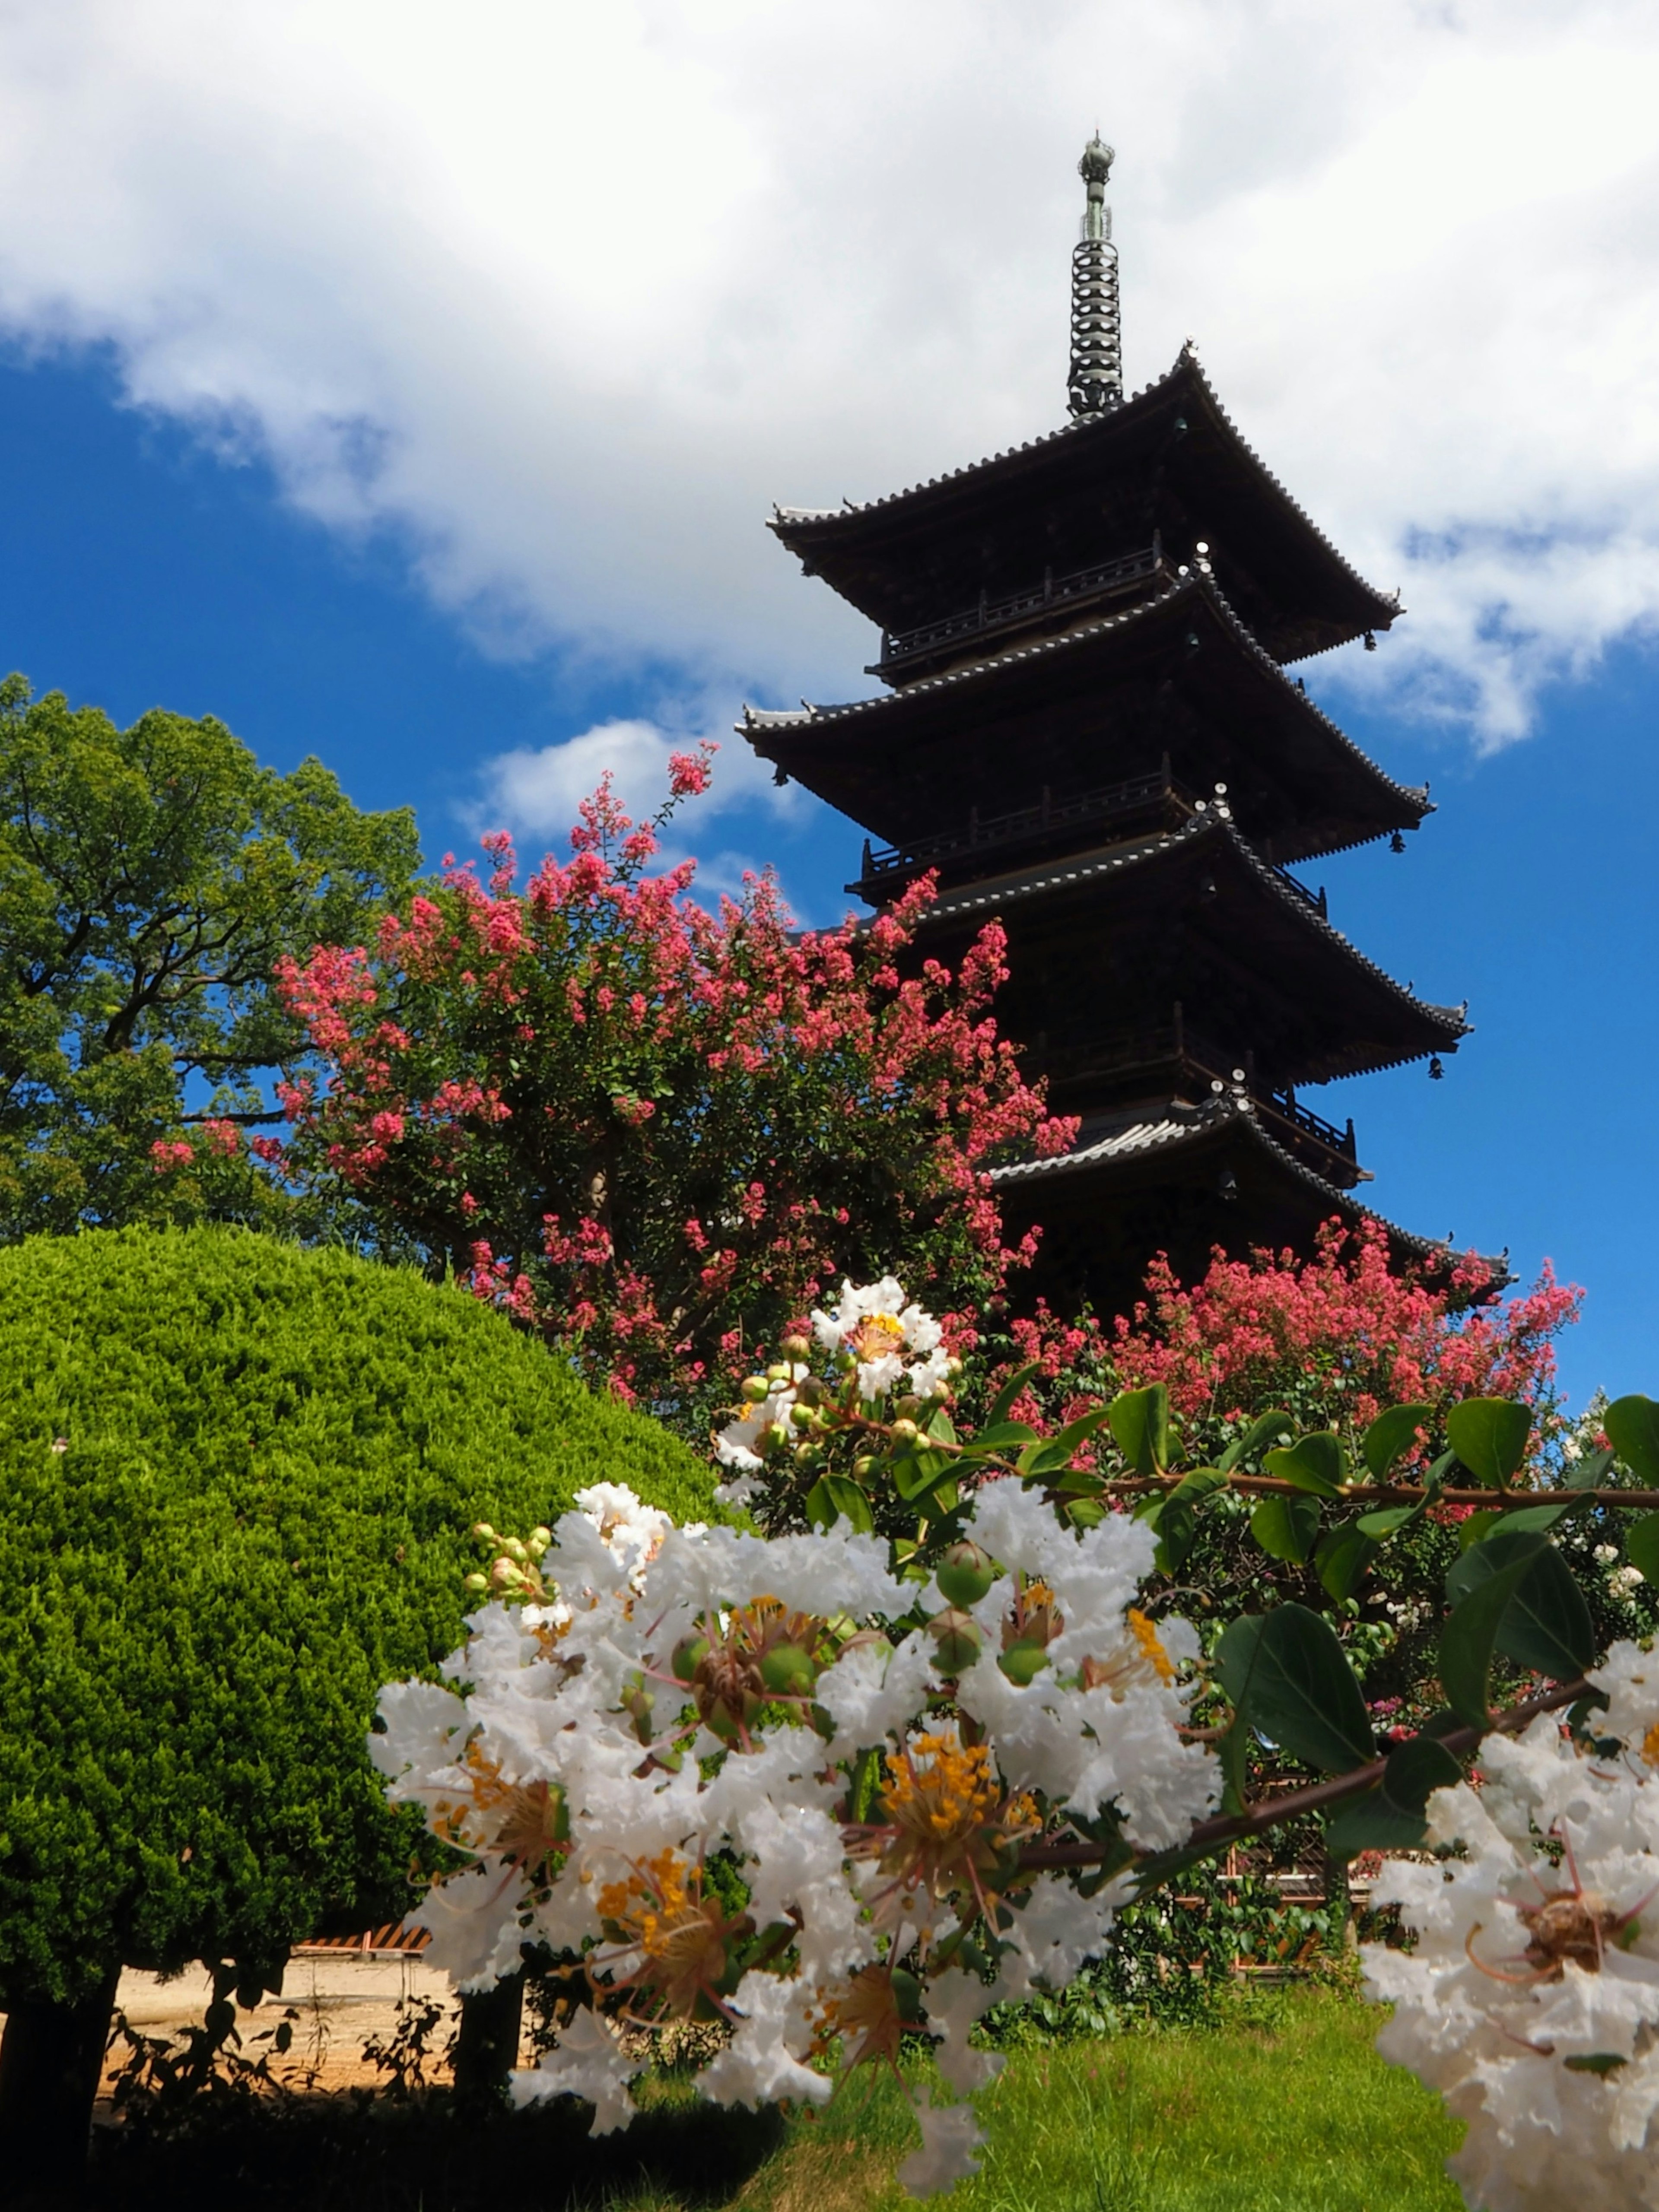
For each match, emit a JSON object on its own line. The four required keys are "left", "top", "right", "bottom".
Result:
{"left": 991, "top": 1095, "right": 1503, "bottom": 1288}
{"left": 768, "top": 346, "right": 1399, "bottom": 649}
{"left": 915, "top": 809, "right": 1470, "bottom": 1074}
{"left": 739, "top": 571, "right": 1429, "bottom": 857}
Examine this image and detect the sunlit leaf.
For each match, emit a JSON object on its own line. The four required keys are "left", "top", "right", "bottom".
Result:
{"left": 1217, "top": 1409, "right": 1294, "bottom": 1475}
{"left": 1250, "top": 1491, "right": 1322, "bottom": 1564}
{"left": 1446, "top": 1398, "right": 1532, "bottom": 1488}
{"left": 1108, "top": 1384, "right": 1170, "bottom": 1477}
{"left": 1262, "top": 1432, "right": 1347, "bottom": 1498}
{"left": 1362, "top": 1403, "right": 1434, "bottom": 1481}
{"left": 1440, "top": 1533, "right": 1550, "bottom": 1727}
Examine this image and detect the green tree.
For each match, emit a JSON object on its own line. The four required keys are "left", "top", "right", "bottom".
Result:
{"left": 0, "top": 1225, "right": 719, "bottom": 2188}
{"left": 0, "top": 674, "right": 418, "bottom": 1239}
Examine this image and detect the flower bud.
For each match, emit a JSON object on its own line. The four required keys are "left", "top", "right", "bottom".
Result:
{"left": 793, "top": 1441, "right": 823, "bottom": 1468}
{"left": 928, "top": 1607, "right": 983, "bottom": 1677}
{"left": 766, "top": 1362, "right": 794, "bottom": 1384}
{"left": 763, "top": 1422, "right": 791, "bottom": 1453}
{"left": 463, "top": 1572, "right": 489, "bottom": 1593}
{"left": 671, "top": 1632, "right": 710, "bottom": 1683}
{"left": 852, "top": 1455, "right": 877, "bottom": 1479}
{"left": 472, "top": 1522, "right": 497, "bottom": 1543}
{"left": 759, "top": 1643, "right": 817, "bottom": 1698}
{"left": 998, "top": 1641, "right": 1051, "bottom": 1687}
{"left": 891, "top": 1418, "right": 920, "bottom": 1443}
{"left": 780, "top": 1334, "right": 812, "bottom": 1362}
{"left": 796, "top": 1376, "right": 826, "bottom": 1408}
{"left": 789, "top": 1401, "right": 817, "bottom": 1429}
{"left": 936, "top": 1539, "right": 998, "bottom": 1609}
{"left": 741, "top": 1376, "right": 770, "bottom": 1403}
{"left": 894, "top": 1396, "right": 922, "bottom": 1421}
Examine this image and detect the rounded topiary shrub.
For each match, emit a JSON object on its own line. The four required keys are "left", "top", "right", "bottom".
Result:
{"left": 0, "top": 1225, "right": 716, "bottom": 2024}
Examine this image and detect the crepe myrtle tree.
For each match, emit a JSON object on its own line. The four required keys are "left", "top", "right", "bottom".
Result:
{"left": 379, "top": 1276, "right": 1659, "bottom": 2212}
{"left": 0, "top": 1226, "right": 719, "bottom": 2190}
{"left": 0, "top": 672, "right": 417, "bottom": 1241}
{"left": 268, "top": 751, "right": 1075, "bottom": 1431}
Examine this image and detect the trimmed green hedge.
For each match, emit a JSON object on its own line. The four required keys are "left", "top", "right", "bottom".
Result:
{"left": 0, "top": 1227, "right": 716, "bottom": 2007}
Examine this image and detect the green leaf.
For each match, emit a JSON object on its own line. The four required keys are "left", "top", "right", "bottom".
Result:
{"left": 1262, "top": 1432, "right": 1347, "bottom": 1498}
{"left": 1108, "top": 1384, "right": 1170, "bottom": 1477}
{"left": 894, "top": 1450, "right": 951, "bottom": 1501}
{"left": 1564, "top": 1444, "right": 1616, "bottom": 1493}
{"left": 805, "top": 1476, "right": 874, "bottom": 1535}
{"left": 1606, "top": 1396, "right": 1659, "bottom": 1487}
{"left": 1326, "top": 1735, "right": 1462, "bottom": 1858}
{"left": 1217, "top": 1408, "right": 1294, "bottom": 1475}
{"left": 1439, "top": 1534, "right": 1550, "bottom": 1727}
{"left": 1214, "top": 1605, "right": 1375, "bottom": 1773}
{"left": 1626, "top": 1515, "right": 1659, "bottom": 1583}
{"left": 1250, "top": 1491, "right": 1322, "bottom": 1564}
{"left": 1355, "top": 1504, "right": 1420, "bottom": 1539}
{"left": 1445, "top": 1530, "right": 1594, "bottom": 1683}
{"left": 1488, "top": 1499, "right": 1584, "bottom": 1538}
{"left": 923, "top": 1406, "right": 958, "bottom": 1446}
{"left": 1154, "top": 1466, "right": 1230, "bottom": 1575}
{"left": 1316, "top": 1518, "right": 1380, "bottom": 1603}
{"left": 984, "top": 1361, "right": 1042, "bottom": 1431}
{"left": 1446, "top": 1397, "right": 1532, "bottom": 1488}
{"left": 1363, "top": 1403, "right": 1434, "bottom": 1481}
{"left": 957, "top": 1420, "right": 1040, "bottom": 1458}
{"left": 1218, "top": 1717, "right": 1250, "bottom": 1818}
{"left": 1459, "top": 1508, "right": 1501, "bottom": 1550}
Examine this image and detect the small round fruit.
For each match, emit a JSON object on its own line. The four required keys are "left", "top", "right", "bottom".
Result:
{"left": 671, "top": 1633, "right": 710, "bottom": 1683}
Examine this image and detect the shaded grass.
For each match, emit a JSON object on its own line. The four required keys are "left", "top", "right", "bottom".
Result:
{"left": 84, "top": 1989, "right": 1463, "bottom": 2212}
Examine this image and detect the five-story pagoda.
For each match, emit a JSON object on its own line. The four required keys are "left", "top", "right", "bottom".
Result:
{"left": 742, "top": 137, "right": 1472, "bottom": 1319}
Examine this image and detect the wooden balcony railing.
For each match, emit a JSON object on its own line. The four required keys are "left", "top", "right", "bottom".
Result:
{"left": 848, "top": 761, "right": 1189, "bottom": 896}
{"left": 871, "top": 540, "right": 1165, "bottom": 676}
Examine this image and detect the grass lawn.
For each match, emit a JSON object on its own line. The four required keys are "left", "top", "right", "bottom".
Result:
{"left": 85, "top": 1987, "right": 1466, "bottom": 2212}
{"left": 720, "top": 1987, "right": 1465, "bottom": 2212}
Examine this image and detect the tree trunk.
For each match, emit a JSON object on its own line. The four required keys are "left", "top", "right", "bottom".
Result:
{"left": 451, "top": 1972, "right": 524, "bottom": 2107}
{"left": 0, "top": 1970, "right": 121, "bottom": 2202}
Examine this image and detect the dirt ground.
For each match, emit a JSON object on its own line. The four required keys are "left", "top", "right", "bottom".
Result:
{"left": 96, "top": 1947, "right": 469, "bottom": 2098}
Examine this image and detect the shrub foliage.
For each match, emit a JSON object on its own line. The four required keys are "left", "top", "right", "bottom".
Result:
{"left": 0, "top": 1225, "right": 717, "bottom": 2010}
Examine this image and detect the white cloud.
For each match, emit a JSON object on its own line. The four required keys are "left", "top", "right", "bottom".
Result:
{"left": 471, "top": 711, "right": 779, "bottom": 845}
{"left": 0, "top": 0, "right": 1656, "bottom": 747}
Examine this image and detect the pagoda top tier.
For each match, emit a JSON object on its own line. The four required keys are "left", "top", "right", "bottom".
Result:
{"left": 770, "top": 346, "right": 1399, "bottom": 667}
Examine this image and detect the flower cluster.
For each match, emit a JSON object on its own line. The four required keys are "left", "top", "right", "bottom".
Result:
{"left": 372, "top": 1471, "right": 1214, "bottom": 2191}
{"left": 1363, "top": 1642, "right": 1659, "bottom": 2212}
{"left": 275, "top": 760, "right": 1073, "bottom": 1423}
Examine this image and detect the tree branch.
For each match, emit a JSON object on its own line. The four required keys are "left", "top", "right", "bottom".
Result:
{"left": 1017, "top": 1677, "right": 1591, "bottom": 1872}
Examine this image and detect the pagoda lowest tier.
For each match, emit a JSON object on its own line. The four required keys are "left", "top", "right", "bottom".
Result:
{"left": 770, "top": 344, "right": 1400, "bottom": 676}
{"left": 991, "top": 1092, "right": 1473, "bottom": 1322}
{"left": 744, "top": 141, "right": 1484, "bottom": 1314}
{"left": 741, "top": 567, "right": 1430, "bottom": 889}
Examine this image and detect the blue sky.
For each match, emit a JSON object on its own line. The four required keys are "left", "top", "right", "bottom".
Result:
{"left": 2, "top": 2, "right": 1656, "bottom": 1414}
{"left": 6, "top": 337, "right": 1653, "bottom": 1416}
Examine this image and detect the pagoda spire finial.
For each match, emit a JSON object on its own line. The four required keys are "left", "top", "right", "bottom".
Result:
{"left": 1068, "top": 133, "right": 1122, "bottom": 420}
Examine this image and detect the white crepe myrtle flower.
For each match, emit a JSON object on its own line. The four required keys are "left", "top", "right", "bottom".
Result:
{"left": 512, "top": 2005, "right": 639, "bottom": 2133}
{"left": 812, "top": 1277, "right": 946, "bottom": 1400}
{"left": 896, "top": 2093, "right": 986, "bottom": 2197}
{"left": 1591, "top": 1640, "right": 1659, "bottom": 1765}
{"left": 1362, "top": 1712, "right": 1659, "bottom": 2212}
{"left": 371, "top": 1476, "right": 1217, "bottom": 2175}
{"left": 713, "top": 1362, "right": 807, "bottom": 1481}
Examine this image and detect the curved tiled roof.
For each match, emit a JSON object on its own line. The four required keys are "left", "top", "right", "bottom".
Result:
{"left": 768, "top": 346, "right": 1398, "bottom": 631}
{"left": 990, "top": 1093, "right": 1459, "bottom": 1272}
{"left": 738, "top": 567, "right": 1429, "bottom": 835}
{"left": 914, "top": 806, "right": 1468, "bottom": 1055}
